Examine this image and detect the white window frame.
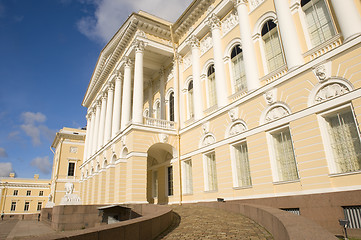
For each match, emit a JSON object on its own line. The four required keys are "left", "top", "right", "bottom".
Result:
{"left": 11, "top": 201, "right": 16, "bottom": 211}
{"left": 317, "top": 104, "right": 361, "bottom": 175}
{"left": 299, "top": 0, "right": 336, "bottom": 49}
{"left": 267, "top": 125, "right": 299, "bottom": 183}
{"left": 203, "top": 151, "right": 218, "bottom": 192}
{"left": 230, "top": 140, "right": 252, "bottom": 188}
{"left": 67, "top": 161, "right": 76, "bottom": 177}
{"left": 182, "top": 159, "right": 193, "bottom": 195}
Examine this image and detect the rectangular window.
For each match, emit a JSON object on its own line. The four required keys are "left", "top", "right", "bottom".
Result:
{"left": 167, "top": 166, "right": 173, "bottom": 196}
{"left": 233, "top": 142, "right": 252, "bottom": 187}
{"left": 270, "top": 127, "right": 299, "bottom": 182}
{"left": 152, "top": 171, "right": 158, "bottom": 198}
{"left": 39, "top": 191, "right": 43, "bottom": 196}
{"left": 182, "top": 160, "right": 193, "bottom": 195}
{"left": 67, "top": 162, "right": 75, "bottom": 176}
{"left": 343, "top": 206, "right": 361, "bottom": 229}
{"left": 26, "top": 190, "right": 31, "bottom": 196}
{"left": 13, "top": 190, "right": 18, "bottom": 196}
{"left": 323, "top": 109, "right": 361, "bottom": 173}
{"left": 37, "top": 202, "right": 42, "bottom": 211}
{"left": 11, "top": 202, "right": 16, "bottom": 211}
{"left": 24, "top": 202, "right": 30, "bottom": 211}
{"left": 204, "top": 152, "right": 218, "bottom": 191}
{"left": 281, "top": 208, "right": 300, "bottom": 215}
{"left": 303, "top": 0, "right": 335, "bottom": 47}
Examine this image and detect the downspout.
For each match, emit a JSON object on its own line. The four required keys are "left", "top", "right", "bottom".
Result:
{"left": 170, "top": 25, "right": 182, "bottom": 205}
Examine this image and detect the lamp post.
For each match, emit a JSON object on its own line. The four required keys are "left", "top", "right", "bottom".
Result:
{"left": 339, "top": 219, "right": 349, "bottom": 240}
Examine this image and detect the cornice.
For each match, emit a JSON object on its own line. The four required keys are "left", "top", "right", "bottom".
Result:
{"left": 82, "top": 13, "right": 172, "bottom": 108}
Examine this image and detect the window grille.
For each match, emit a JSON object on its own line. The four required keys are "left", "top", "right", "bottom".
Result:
{"left": 182, "top": 160, "right": 193, "bottom": 194}
{"left": 325, "top": 110, "right": 361, "bottom": 173}
{"left": 234, "top": 142, "right": 252, "bottom": 187}
{"left": 271, "top": 127, "right": 299, "bottom": 181}
{"left": 281, "top": 208, "right": 300, "bottom": 215}
{"left": 343, "top": 206, "right": 361, "bottom": 228}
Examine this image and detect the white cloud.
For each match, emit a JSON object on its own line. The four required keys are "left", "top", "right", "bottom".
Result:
{"left": 77, "top": 0, "right": 193, "bottom": 44}
{"left": 31, "top": 156, "right": 52, "bottom": 174}
{"left": 0, "top": 147, "right": 8, "bottom": 158}
{"left": 0, "top": 162, "right": 13, "bottom": 177}
{"left": 19, "top": 112, "right": 55, "bottom": 146}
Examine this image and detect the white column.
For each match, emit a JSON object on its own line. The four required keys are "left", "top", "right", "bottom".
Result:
{"left": 232, "top": 0, "right": 260, "bottom": 91}
{"left": 111, "top": 72, "right": 122, "bottom": 138}
{"left": 98, "top": 93, "right": 107, "bottom": 148}
{"left": 132, "top": 40, "right": 145, "bottom": 124}
{"left": 188, "top": 35, "right": 203, "bottom": 120}
{"left": 330, "top": 0, "right": 361, "bottom": 42}
{"left": 121, "top": 58, "right": 133, "bottom": 130}
{"left": 104, "top": 83, "right": 114, "bottom": 143}
{"left": 207, "top": 14, "right": 228, "bottom": 107}
{"left": 83, "top": 113, "right": 91, "bottom": 161}
{"left": 273, "top": 0, "right": 304, "bottom": 70}
{"left": 88, "top": 109, "right": 96, "bottom": 156}
{"left": 148, "top": 81, "right": 153, "bottom": 118}
{"left": 92, "top": 101, "right": 101, "bottom": 154}
{"left": 160, "top": 68, "right": 166, "bottom": 120}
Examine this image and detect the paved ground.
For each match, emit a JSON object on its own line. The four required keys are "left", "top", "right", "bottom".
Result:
{"left": 0, "top": 219, "right": 55, "bottom": 240}
{"left": 155, "top": 205, "right": 273, "bottom": 240}
{"left": 0, "top": 205, "right": 273, "bottom": 239}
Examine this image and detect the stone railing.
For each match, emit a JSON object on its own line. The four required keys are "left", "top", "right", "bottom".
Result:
{"left": 144, "top": 117, "right": 175, "bottom": 130}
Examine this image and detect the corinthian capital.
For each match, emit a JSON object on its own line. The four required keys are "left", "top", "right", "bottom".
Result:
{"left": 187, "top": 35, "right": 200, "bottom": 49}
{"left": 133, "top": 40, "right": 145, "bottom": 52}
{"left": 231, "top": 0, "right": 248, "bottom": 7}
{"left": 123, "top": 57, "right": 133, "bottom": 68}
{"left": 108, "top": 83, "right": 115, "bottom": 91}
{"left": 207, "top": 13, "right": 221, "bottom": 30}
{"left": 115, "top": 70, "right": 123, "bottom": 80}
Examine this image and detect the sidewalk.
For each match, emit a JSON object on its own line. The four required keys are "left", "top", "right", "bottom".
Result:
{"left": 0, "top": 219, "right": 55, "bottom": 240}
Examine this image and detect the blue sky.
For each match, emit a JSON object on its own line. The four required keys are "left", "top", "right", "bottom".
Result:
{"left": 0, "top": 0, "right": 192, "bottom": 179}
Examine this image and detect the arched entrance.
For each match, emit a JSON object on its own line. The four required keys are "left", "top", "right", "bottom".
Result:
{"left": 147, "top": 143, "right": 175, "bottom": 204}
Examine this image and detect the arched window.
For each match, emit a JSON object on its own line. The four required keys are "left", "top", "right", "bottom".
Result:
{"left": 207, "top": 64, "right": 217, "bottom": 107}
{"left": 169, "top": 92, "right": 174, "bottom": 121}
{"left": 155, "top": 101, "right": 161, "bottom": 119}
{"left": 261, "top": 20, "right": 285, "bottom": 72}
{"left": 188, "top": 80, "right": 194, "bottom": 118}
{"left": 231, "top": 44, "right": 247, "bottom": 92}
{"left": 301, "top": 0, "right": 335, "bottom": 47}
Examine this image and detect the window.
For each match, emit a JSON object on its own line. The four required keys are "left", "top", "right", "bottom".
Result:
{"left": 233, "top": 142, "right": 252, "bottom": 187}
{"left": 37, "top": 202, "right": 42, "bottom": 211}
{"left": 167, "top": 166, "right": 173, "bottom": 196}
{"left": 321, "top": 108, "right": 361, "bottom": 173}
{"left": 26, "top": 190, "right": 31, "bottom": 196}
{"left": 301, "top": 0, "right": 335, "bottom": 47}
{"left": 270, "top": 127, "right": 299, "bottom": 181}
{"left": 13, "top": 190, "right": 18, "bottom": 196}
{"left": 155, "top": 101, "right": 161, "bottom": 119}
{"left": 281, "top": 208, "right": 300, "bottom": 215}
{"left": 182, "top": 160, "right": 193, "bottom": 194}
{"left": 207, "top": 65, "right": 217, "bottom": 107}
{"left": 39, "top": 191, "right": 43, "bottom": 196}
{"left": 11, "top": 202, "right": 16, "bottom": 211}
{"left": 24, "top": 202, "right": 30, "bottom": 211}
{"left": 169, "top": 92, "right": 174, "bottom": 122}
{"left": 343, "top": 206, "right": 361, "bottom": 229}
{"left": 67, "top": 162, "right": 75, "bottom": 176}
{"left": 204, "top": 152, "right": 218, "bottom": 191}
{"left": 231, "top": 45, "right": 247, "bottom": 92}
{"left": 152, "top": 171, "right": 158, "bottom": 198}
{"left": 188, "top": 81, "right": 194, "bottom": 118}
{"left": 261, "top": 20, "right": 285, "bottom": 72}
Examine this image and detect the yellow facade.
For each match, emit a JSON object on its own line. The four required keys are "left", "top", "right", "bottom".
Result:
{"left": 49, "top": 127, "right": 85, "bottom": 205}
{"left": 0, "top": 174, "right": 50, "bottom": 215}
{"left": 77, "top": 0, "right": 361, "bottom": 224}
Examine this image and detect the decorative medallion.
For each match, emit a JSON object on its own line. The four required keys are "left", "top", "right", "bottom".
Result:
{"left": 159, "top": 133, "right": 169, "bottom": 143}
{"left": 228, "top": 108, "right": 239, "bottom": 121}
{"left": 202, "top": 122, "right": 210, "bottom": 134}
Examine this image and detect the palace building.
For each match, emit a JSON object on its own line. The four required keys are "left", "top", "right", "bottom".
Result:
{"left": 0, "top": 173, "right": 50, "bottom": 217}
{"left": 78, "top": 0, "right": 361, "bottom": 233}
